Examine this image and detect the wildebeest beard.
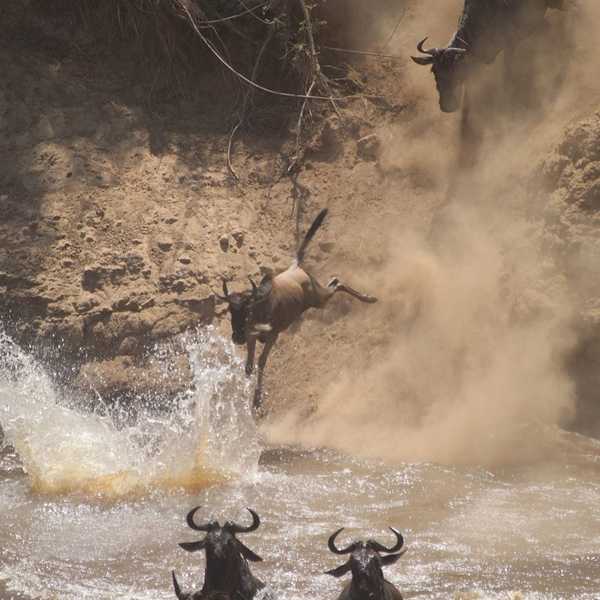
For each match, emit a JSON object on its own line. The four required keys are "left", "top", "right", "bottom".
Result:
{"left": 432, "top": 51, "right": 469, "bottom": 113}
{"left": 326, "top": 527, "right": 407, "bottom": 600}
{"left": 173, "top": 507, "right": 265, "bottom": 600}
{"left": 227, "top": 294, "right": 252, "bottom": 346}
{"left": 220, "top": 277, "right": 271, "bottom": 346}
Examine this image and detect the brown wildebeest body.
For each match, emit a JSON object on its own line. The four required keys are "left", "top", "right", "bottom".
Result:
{"left": 219, "top": 209, "right": 377, "bottom": 411}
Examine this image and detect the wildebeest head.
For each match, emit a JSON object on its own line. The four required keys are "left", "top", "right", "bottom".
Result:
{"left": 179, "top": 506, "right": 263, "bottom": 563}
{"left": 411, "top": 37, "right": 468, "bottom": 113}
{"left": 174, "top": 507, "right": 263, "bottom": 599}
{"left": 217, "top": 279, "right": 259, "bottom": 346}
{"left": 326, "top": 527, "right": 406, "bottom": 598}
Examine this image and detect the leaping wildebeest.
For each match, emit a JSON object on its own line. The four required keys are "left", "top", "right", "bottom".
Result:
{"left": 218, "top": 208, "right": 377, "bottom": 410}
{"left": 411, "top": 0, "right": 569, "bottom": 113}
{"left": 325, "top": 527, "right": 408, "bottom": 600}
{"left": 172, "top": 507, "right": 270, "bottom": 600}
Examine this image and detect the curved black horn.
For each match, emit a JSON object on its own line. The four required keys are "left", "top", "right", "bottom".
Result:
{"left": 229, "top": 508, "right": 260, "bottom": 534}
{"left": 411, "top": 55, "right": 434, "bottom": 66}
{"left": 214, "top": 285, "right": 228, "bottom": 302}
{"left": 328, "top": 528, "right": 357, "bottom": 555}
{"left": 186, "top": 506, "right": 213, "bottom": 532}
{"left": 417, "top": 37, "right": 437, "bottom": 55}
{"left": 222, "top": 279, "right": 230, "bottom": 298}
{"left": 172, "top": 571, "right": 184, "bottom": 600}
{"left": 369, "top": 528, "right": 404, "bottom": 553}
{"left": 248, "top": 277, "right": 258, "bottom": 295}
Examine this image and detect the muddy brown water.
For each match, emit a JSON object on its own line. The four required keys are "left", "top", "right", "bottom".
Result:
{"left": 1, "top": 329, "right": 599, "bottom": 600}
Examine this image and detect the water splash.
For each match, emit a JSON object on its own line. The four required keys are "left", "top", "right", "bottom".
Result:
{"left": 0, "top": 326, "right": 260, "bottom": 498}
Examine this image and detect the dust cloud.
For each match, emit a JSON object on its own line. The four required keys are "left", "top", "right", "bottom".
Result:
{"left": 265, "top": 0, "right": 600, "bottom": 466}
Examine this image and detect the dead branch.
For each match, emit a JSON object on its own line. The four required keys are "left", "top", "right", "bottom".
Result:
{"left": 227, "top": 24, "right": 276, "bottom": 181}
{"left": 175, "top": 0, "right": 381, "bottom": 102}
{"left": 297, "top": 0, "right": 340, "bottom": 116}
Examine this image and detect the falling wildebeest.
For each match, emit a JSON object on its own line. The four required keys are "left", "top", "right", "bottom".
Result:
{"left": 172, "top": 507, "right": 269, "bottom": 600}
{"left": 325, "top": 527, "right": 407, "bottom": 600}
{"left": 411, "top": 0, "right": 569, "bottom": 113}
{"left": 218, "top": 208, "right": 377, "bottom": 410}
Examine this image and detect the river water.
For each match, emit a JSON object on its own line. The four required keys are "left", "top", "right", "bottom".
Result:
{"left": 0, "top": 329, "right": 599, "bottom": 600}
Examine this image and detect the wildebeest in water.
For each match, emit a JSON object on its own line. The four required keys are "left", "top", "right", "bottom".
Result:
{"left": 326, "top": 526, "right": 407, "bottom": 600}
{"left": 218, "top": 208, "right": 378, "bottom": 411}
{"left": 411, "top": 0, "right": 570, "bottom": 113}
{"left": 172, "top": 507, "right": 272, "bottom": 600}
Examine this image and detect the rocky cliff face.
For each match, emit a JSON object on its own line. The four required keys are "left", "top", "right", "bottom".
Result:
{"left": 541, "top": 112, "right": 600, "bottom": 435}
{"left": 0, "top": 11, "right": 279, "bottom": 398}
{"left": 0, "top": 4, "right": 385, "bottom": 401}
{"left": 0, "top": 1, "right": 598, "bottom": 438}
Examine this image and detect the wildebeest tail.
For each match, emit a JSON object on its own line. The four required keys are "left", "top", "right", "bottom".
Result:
{"left": 297, "top": 208, "right": 328, "bottom": 264}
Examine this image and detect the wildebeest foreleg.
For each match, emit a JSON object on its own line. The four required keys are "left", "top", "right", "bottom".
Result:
{"left": 253, "top": 335, "right": 277, "bottom": 411}
{"left": 328, "top": 278, "right": 378, "bottom": 304}
{"left": 245, "top": 336, "right": 257, "bottom": 376}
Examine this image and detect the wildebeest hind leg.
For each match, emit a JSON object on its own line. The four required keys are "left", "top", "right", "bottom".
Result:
{"left": 330, "top": 279, "right": 378, "bottom": 304}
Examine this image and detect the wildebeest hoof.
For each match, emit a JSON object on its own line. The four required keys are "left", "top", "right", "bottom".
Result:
{"left": 245, "top": 364, "right": 254, "bottom": 376}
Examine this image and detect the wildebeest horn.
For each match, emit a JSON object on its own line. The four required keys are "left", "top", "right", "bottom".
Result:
{"left": 446, "top": 47, "right": 467, "bottom": 56}
{"left": 172, "top": 571, "right": 184, "bottom": 600}
{"left": 248, "top": 276, "right": 258, "bottom": 295}
{"left": 368, "top": 527, "right": 404, "bottom": 553}
{"left": 417, "top": 37, "right": 437, "bottom": 55}
{"left": 186, "top": 506, "right": 214, "bottom": 532}
{"left": 328, "top": 528, "right": 357, "bottom": 555}
{"left": 229, "top": 508, "right": 260, "bottom": 534}
{"left": 411, "top": 55, "right": 434, "bottom": 66}
{"left": 213, "top": 279, "right": 229, "bottom": 301}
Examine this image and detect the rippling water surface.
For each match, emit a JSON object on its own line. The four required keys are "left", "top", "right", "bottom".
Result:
{"left": 0, "top": 330, "right": 599, "bottom": 599}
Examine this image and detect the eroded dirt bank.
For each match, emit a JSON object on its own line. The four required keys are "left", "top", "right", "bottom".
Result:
{"left": 1, "top": 0, "right": 599, "bottom": 456}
